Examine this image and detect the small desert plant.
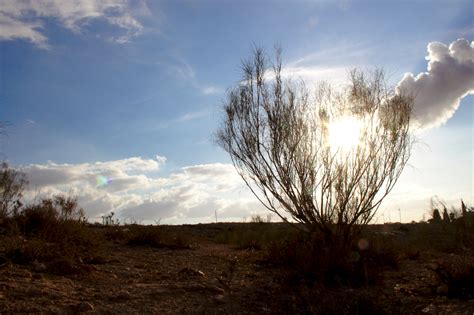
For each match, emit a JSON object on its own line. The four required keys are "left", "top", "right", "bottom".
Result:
{"left": 3, "top": 194, "right": 102, "bottom": 275}
{"left": 0, "top": 162, "right": 28, "bottom": 218}
{"left": 16, "top": 194, "right": 86, "bottom": 238}
{"left": 250, "top": 214, "right": 265, "bottom": 224}
{"left": 103, "top": 226, "right": 127, "bottom": 242}
{"left": 102, "top": 211, "right": 118, "bottom": 225}
{"left": 5, "top": 238, "right": 58, "bottom": 265}
{"left": 433, "top": 255, "right": 474, "bottom": 299}
{"left": 214, "top": 223, "right": 294, "bottom": 250}
{"left": 266, "top": 231, "right": 398, "bottom": 287}
{"left": 126, "top": 225, "right": 191, "bottom": 249}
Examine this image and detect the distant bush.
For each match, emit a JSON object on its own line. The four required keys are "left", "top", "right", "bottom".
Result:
{"left": 126, "top": 225, "right": 191, "bottom": 250}
{"left": 0, "top": 162, "right": 28, "bottom": 218}
{"left": 406, "top": 219, "right": 474, "bottom": 254}
{"left": 214, "top": 223, "right": 294, "bottom": 250}
{"left": 16, "top": 195, "right": 86, "bottom": 238}
{"left": 103, "top": 226, "right": 127, "bottom": 242}
{"left": 270, "top": 285, "right": 395, "bottom": 314}
{"left": 249, "top": 214, "right": 272, "bottom": 224}
{"left": 433, "top": 255, "right": 474, "bottom": 300}
{"left": 3, "top": 194, "right": 102, "bottom": 275}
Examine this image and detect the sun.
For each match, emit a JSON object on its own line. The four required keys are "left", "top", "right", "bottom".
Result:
{"left": 327, "top": 115, "right": 362, "bottom": 153}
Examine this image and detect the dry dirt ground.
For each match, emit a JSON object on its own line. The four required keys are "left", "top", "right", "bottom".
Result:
{"left": 1, "top": 224, "right": 473, "bottom": 314}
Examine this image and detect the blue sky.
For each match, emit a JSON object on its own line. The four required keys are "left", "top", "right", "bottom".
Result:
{"left": 0, "top": 0, "right": 472, "bottom": 224}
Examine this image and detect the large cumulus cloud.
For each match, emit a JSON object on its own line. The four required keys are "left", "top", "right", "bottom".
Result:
{"left": 397, "top": 39, "right": 474, "bottom": 129}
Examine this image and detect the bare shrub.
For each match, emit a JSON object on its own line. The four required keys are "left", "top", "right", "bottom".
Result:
{"left": 433, "top": 255, "right": 474, "bottom": 299}
{"left": 250, "top": 214, "right": 265, "bottom": 223}
{"left": 216, "top": 48, "right": 413, "bottom": 246}
{"left": 214, "top": 223, "right": 294, "bottom": 250}
{"left": 4, "top": 194, "right": 102, "bottom": 275}
{"left": 17, "top": 194, "right": 86, "bottom": 238}
{"left": 0, "top": 162, "right": 28, "bottom": 218}
{"left": 126, "top": 225, "right": 191, "bottom": 250}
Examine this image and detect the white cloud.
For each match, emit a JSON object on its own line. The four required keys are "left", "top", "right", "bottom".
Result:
{"left": 280, "top": 65, "right": 349, "bottom": 86}
{"left": 17, "top": 157, "right": 262, "bottom": 224}
{"left": 0, "top": 0, "right": 147, "bottom": 47}
{"left": 0, "top": 11, "right": 48, "bottom": 48}
{"left": 397, "top": 39, "right": 474, "bottom": 129}
{"left": 258, "top": 42, "right": 373, "bottom": 90}
{"left": 22, "top": 156, "right": 165, "bottom": 190}
{"left": 201, "top": 85, "right": 222, "bottom": 95}
{"left": 175, "top": 110, "right": 211, "bottom": 123}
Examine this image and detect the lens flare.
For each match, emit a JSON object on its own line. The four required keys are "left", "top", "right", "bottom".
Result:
{"left": 96, "top": 175, "right": 111, "bottom": 187}
{"left": 357, "top": 238, "right": 370, "bottom": 251}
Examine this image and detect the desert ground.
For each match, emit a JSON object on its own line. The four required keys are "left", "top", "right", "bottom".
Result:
{"left": 1, "top": 219, "right": 473, "bottom": 314}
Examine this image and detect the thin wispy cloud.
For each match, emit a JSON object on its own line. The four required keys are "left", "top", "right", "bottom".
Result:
{"left": 175, "top": 110, "right": 211, "bottom": 123}
{"left": 168, "top": 57, "right": 223, "bottom": 96}
{"left": 0, "top": 0, "right": 148, "bottom": 47}
{"left": 201, "top": 86, "right": 222, "bottom": 95}
{"left": 258, "top": 42, "right": 375, "bottom": 88}
{"left": 146, "top": 109, "right": 212, "bottom": 132}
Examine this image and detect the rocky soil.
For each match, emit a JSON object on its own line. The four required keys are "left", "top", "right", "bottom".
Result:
{"left": 1, "top": 224, "right": 473, "bottom": 314}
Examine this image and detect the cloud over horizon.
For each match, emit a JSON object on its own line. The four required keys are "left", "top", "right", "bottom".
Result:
{"left": 397, "top": 39, "right": 474, "bottom": 129}
{"left": 17, "top": 157, "right": 263, "bottom": 224}
{"left": 0, "top": 0, "right": 147, "bottom": 47}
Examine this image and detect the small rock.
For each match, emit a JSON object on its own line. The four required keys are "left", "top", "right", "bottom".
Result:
{"left": 78, "top": 302, "right": 94, "bottom": 312}
{"left": 436, "top": 284, "right": 449, "bottom": 296}
{"left": 427, "top": 263, "right": 439, "bottom": 270}
{"left": 31, "top": 261, "right": 47, "bottom": 272}
{"left": 421, "top": 303, "right": 437, "bottom": 314}
{"left": 213, "top": 294, "right": 226, "bottom": 304}
{"left": 418, "top": 287, "right": 432, "bottom": 296}
{"left": 178, "top": 267, "right": 205, "bottom": 277}
{"left": 22, "top": 270, "right": 33, "bottom": 278}
{"left": 209, "top": 285, "right": 226, "bottom": 294}
{"left": 401, "top": 295, "right": 416, "bottom": 304}
{"left": 117, "top": 290, "right": 132, "bottom": 300}
{"left": 32, "top": 273, "right": 43, "bottom": 280}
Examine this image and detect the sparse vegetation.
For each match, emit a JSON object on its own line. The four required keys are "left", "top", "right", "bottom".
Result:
{"left": 0, "top": 164, "right": 474, "bottom": 314}
{"left": 1, "top": 194, "right": 102, "bottom": 275}
{"left": 126, "top": 225, "right": 191, "bottom": 250}
{"left": 0, "top": 162, "right": 28, "bottom": 218}
{"left": 433, "top": 255, "right": 474, "bottom": 299}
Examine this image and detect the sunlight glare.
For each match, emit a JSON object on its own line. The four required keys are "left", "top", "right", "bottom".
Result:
{"left": 328, "top": 115, "right": 362, "bottom": 153}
